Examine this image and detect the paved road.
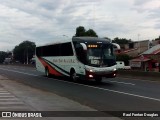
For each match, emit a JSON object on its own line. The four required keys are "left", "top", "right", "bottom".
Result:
{"left": 0, "top": 65, "right": 160, "bottom": 119}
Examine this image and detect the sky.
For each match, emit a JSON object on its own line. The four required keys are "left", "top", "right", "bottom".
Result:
{"left": 0, "top": 0, "right": 160, "bottom": 51}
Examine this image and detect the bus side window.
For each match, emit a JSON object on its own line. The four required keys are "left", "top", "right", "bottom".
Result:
{"left": 60, "top": 43, "right": 73, "bottom": 56}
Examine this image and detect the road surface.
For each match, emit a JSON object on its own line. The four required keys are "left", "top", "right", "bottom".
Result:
{"left": 0, "top": 65, "right": 160, "bottom": 119}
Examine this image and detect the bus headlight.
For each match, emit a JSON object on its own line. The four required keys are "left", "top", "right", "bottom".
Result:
{"left": 85, "top": 68, "right": 94, "bottom": 78}
{"left": 113, "top": 68, "right": 117, "bottom": 71}
{"left": 85, "top": 67, "right": 94, "bottom": 72}
{"left": 89, "top": 75, "right": 93, "bottom": 78}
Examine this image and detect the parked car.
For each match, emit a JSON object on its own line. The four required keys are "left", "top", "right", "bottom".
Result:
{"left": 116, "top": 61, "right": 131, "bottom": 70}
{"left": 116, "top": 61, "right": 125, "bottom": 69}
{"left": 123, "top": 66, "right": 131, "bottom": 70}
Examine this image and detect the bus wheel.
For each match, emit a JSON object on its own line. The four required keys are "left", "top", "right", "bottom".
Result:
{"left": 70, "top": 69, "right": 77, "bottom": 81}
{"left": 95, "top": 77, "right": 102, "bottom": 83}
{"left": 45, "top": 68, "right": 50, "bottom": 77}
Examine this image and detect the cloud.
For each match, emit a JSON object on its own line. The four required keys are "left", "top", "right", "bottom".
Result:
{"left": 0, "top": 0, "right": 160, "bottom": 51}
{"left": 133, "top": 0, "right": 160, "bottom": 13}
{"left": 133, "top": 0, "right": 150, "bottom": 6}
{"left": 148, "top": 6, "right": 160, "bottom": 19}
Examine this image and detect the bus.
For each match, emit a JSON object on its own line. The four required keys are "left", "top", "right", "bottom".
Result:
{"left": 36, "top": 37, "right": 118, "bottom": 82}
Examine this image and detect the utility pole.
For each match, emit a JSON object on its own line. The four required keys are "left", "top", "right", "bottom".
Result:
{"left": 63, "top": 35, "right": 68, "bottom": 38}
{"left": 27, "top": 47, "right": 28, "bottom": 64}
{"left": 138, "top": 34, "right": 140, "bottom": 54}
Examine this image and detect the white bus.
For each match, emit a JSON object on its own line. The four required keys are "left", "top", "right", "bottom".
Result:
{"left": 36, "top": 37, "right": 118, "bottom": 82}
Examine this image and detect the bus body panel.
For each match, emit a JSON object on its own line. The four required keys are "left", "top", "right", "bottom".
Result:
{"left": 35, "top": 37, "right": 118, "bottom": 81}
{"left": 36, "top": 56, "right": 86, "bottom": 77}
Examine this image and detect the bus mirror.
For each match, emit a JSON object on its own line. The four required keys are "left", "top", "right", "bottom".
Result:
{"left": 112, "top": 43, "right": 120, "bottom": 50}
{"left": 75, "top": 43, "right": 87, "bottom": 64}
{"left": 80, "top": 43, "right": 87, "bottom": 51}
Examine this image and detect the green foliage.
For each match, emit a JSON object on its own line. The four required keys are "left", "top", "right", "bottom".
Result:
{"left": 116, "top": 54, "right": 133, "bottom": 65}
{"left": 112, "top": 37, "right": 132, "bottom": 44}
{"left": 75, "top": 26, "right": 98, "bottom": 37}
{"left": 155, "top": 36, "right": 160, "bottom": 41}
{"left": 0, "top": 51, "right": 7, "bottom": 63}
{"left": 104, "top": 37, "right": 111, "bottom": 40}
{"left": 75, "top": 26, "right": 86, "bottom": 37}
{"left": 85, "top": 29, "right": 98, "bottom": 37}
{"left": 13, "top": 41, "right": 36, "bottom": 63}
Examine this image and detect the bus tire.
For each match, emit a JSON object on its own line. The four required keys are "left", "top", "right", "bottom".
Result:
{"left": 95, "top": 77, "right": 102, "bottom": 83}
{"left": 45, "top": 67, "right": 50, "bottom": 77}
{"left": 70, "top": 69, "right": 77, "bottom": 81}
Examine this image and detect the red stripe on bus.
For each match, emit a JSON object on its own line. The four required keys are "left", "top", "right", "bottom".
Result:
{"left": 38, "top": 57, "right": 63, "bottom": 76}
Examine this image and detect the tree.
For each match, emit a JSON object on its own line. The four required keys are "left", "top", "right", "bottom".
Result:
{"left": 13, "top": 41, "right": 36, "bottom": 64}
{"left": 75, "top": 26, "right": 86, "bottom": 37}
{"left": 116, "top": 54, "right": 133, "bottom": 66}
{"left": 75, "top": 26, "right": 98, "bottom": 37}
{"left": 86, "top": 29, "right": 98, "bottom": 37}
{"left": 104, "top": 37, "right": 111, "bottom": 40}
{"left": 0, "top": 51, "right": 7, "bottom": 63}
{"left": 155, "top": 36, "right": 160, "bottom": 41}
{"left": 112, "top": 37, "right": 132, "bottom": 44}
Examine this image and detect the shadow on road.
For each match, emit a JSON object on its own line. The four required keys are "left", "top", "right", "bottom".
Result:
{"left": 43, "top": 75, "right": 115, "bottom": 87}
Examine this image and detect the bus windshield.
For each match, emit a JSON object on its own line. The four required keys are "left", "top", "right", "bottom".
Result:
{"left": 74, "top": 42, "right": 116, "bottom": 67}
{"left": 86, "top": 44, "right": 116, "bottom": 67}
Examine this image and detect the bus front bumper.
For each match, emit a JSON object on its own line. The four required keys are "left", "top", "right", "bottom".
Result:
{"left": 85, "top": 69, "right": 117, "bottom": 79}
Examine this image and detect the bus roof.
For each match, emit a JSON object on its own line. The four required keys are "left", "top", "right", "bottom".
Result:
{"left": 36, "top": 38, "right": 71, "bottom": 47}
{"left": 73, "top": 37, "right": 111, "bottom": 43}
{"left": 36, "top": 37, "right": 111, "bottom": 47}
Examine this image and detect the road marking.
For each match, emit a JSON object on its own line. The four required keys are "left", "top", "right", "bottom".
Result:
{"left": 0, "top": 96, "right": 15, "bottom": 98}
{"left": 118, "top": 76, "right": 160, "bottom": 83}
{"left": 0, "top": 98, "right": 19, "bottom": 101}
{"left": 1, "top": 67, "right": 160, "bottom": 102}
{"left": 0, "top": 93, "right": 10, "bottom": 95}
{"left": 0, "top": 91, "right": 8, "bottom": 92}
{"left": 0, "top": 68, "right": 39, "bottom": 77}
{"left": 0, "top": 87, "right": 31, "bottom": 110}
{"left": 108, "top": 80, "right": 135, "bottom": 86}
{"left": 61, "top": 80, "right": 160, "bottom": 102}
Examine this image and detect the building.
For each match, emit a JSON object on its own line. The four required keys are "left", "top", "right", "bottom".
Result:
{"left": 130, "top": 44, "right": 160, "bottom": 72}
{"left": 152, "top": 39, "right": 160, "bottom": 46}
{"left": 3, "top": 58, "right": 12, "bottom": 64}
{"left": 118, "top": 40, "right": 150, "bottom": 57}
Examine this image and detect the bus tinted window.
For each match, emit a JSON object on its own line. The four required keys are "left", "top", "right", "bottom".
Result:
{"left": 36, "top": 47, "right": 42, "bottom": 57}
{"left": 36, "top": 42, "right": 73, "bottom": 57}
{"left": 43, "top": 44, "right": 60, "bottom": 56}
{"left": 50, "top": 44, "right": 60, "bottom": 56}
{"left": 60, "top": 43, "right": 73, "bottom": 56}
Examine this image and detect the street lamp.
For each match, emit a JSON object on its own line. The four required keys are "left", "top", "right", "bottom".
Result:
{"left": 24, "top": 46, "right": 29, "bottom": 65}
{"left": 26, "top": 46, "right": 28, "bottom": 64}
{"left": 138, "top": 34, "right": 140, "bottom": 54}
{"left": 63, "top": 35, "right": 69, "bottom": 37}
